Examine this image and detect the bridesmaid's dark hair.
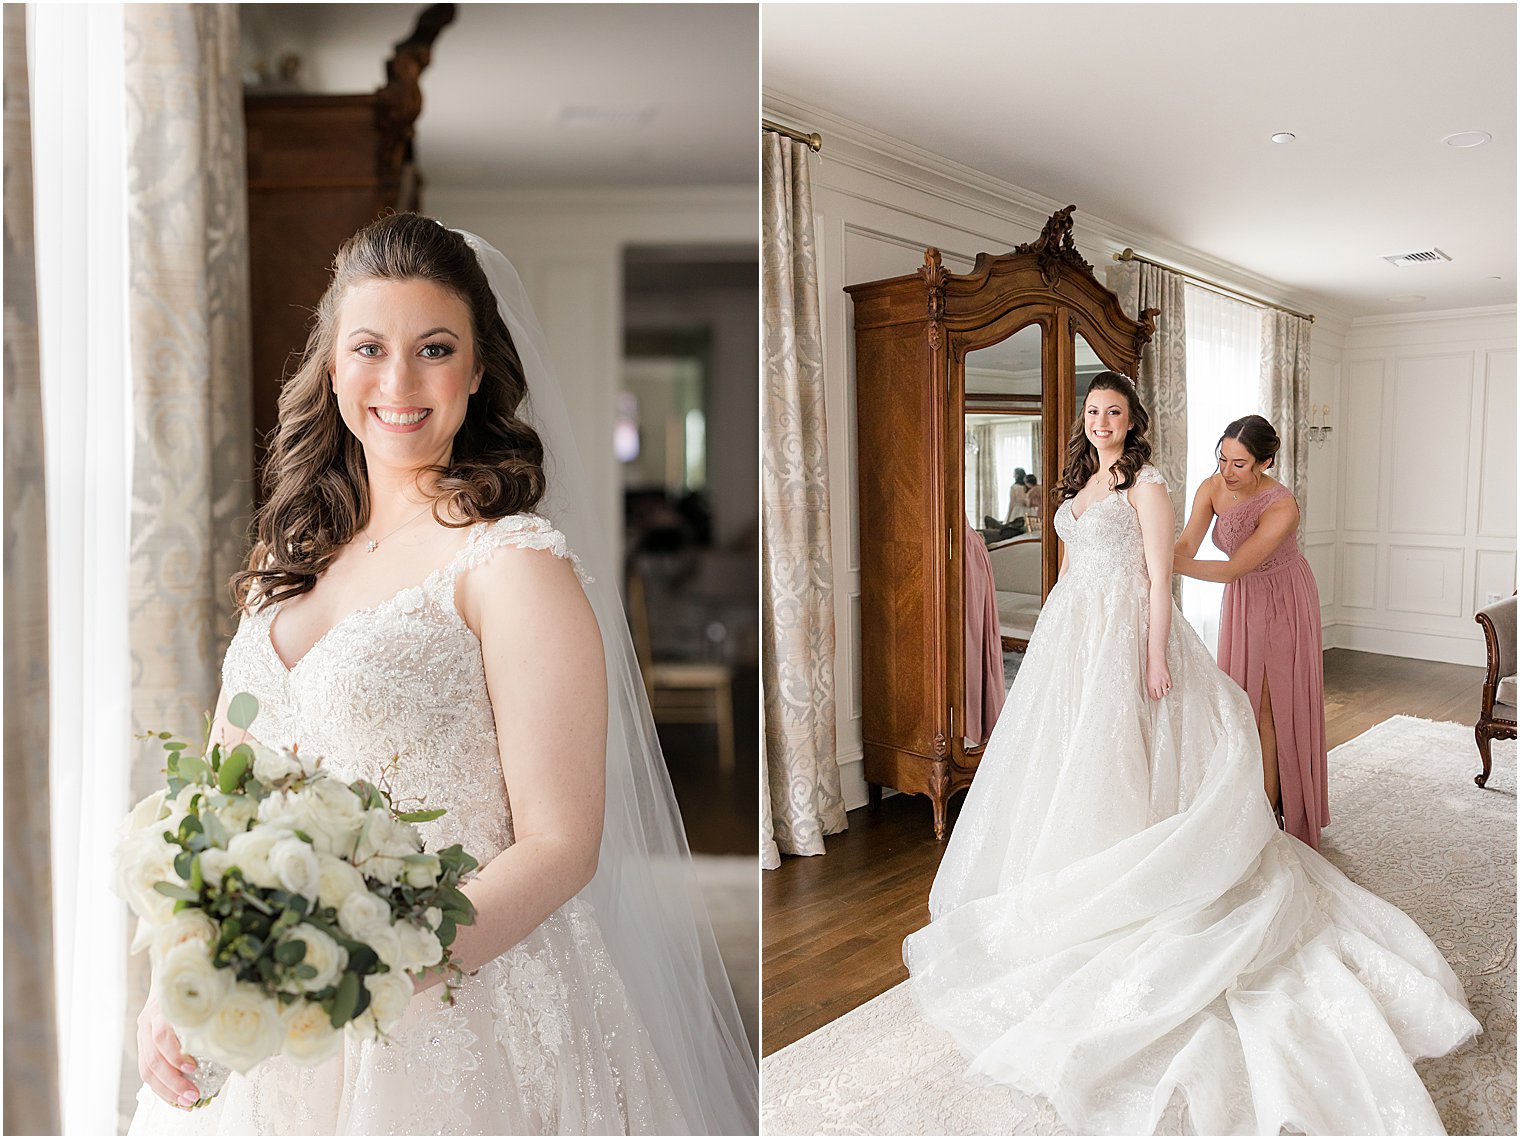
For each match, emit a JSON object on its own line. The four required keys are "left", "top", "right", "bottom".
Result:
{"left": 1058, "top": 371, "right": 1153, "bottom": 503}
{"left": 232, "top": 212, "right": 546, "bottom": 611}
{"left": 1217, "top": 414, "right": 1279, "bottom": 470}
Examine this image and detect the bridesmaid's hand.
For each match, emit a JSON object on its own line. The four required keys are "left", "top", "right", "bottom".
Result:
{"left": 1146, "top": 652, "right": 1172, "bottom": 701}
{"left": 137, "top": 994, "right": 201, "bottom": 1108}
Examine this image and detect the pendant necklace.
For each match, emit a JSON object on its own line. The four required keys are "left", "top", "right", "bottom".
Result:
{"left": 363, "top": 505, "right": 433, "bottom": 553}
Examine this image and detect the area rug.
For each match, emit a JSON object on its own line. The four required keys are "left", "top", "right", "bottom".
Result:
{"left": 693, "top": 854, "right": 759, "bottom": 1054}
{"left": 760, "top": 717, "right": 1515, "bottom": 1136}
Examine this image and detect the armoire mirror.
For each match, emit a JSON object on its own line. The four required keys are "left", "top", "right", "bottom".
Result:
{"left": 846, "top": 206, "right": 1157, "bottom": 837}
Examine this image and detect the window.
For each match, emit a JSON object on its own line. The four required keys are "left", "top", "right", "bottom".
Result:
{"left": 1182, "top": 285, "right": 1263, "bottom": 654}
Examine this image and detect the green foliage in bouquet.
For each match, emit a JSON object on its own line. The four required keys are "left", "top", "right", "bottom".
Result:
{"left": 122, "top": 692, "right": 483, "bottom": 1072}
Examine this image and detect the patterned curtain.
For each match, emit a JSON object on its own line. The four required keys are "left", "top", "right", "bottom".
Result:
{"left": 3, "top": 8, "right": 62, "bottom": 1133}
{"left": 121, "top": 3, "right": 253, "bottom": 1120}
{"left": 760, "top": 131, "right": 845, "bottom": 868}
{"left": 1107, "top": 260, "right": 1189, "bottom": 532}
{"left": 1260, "top": 310, "right": 1312, "bottom": 548}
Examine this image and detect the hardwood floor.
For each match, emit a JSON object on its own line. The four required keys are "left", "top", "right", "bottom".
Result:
{"left": 761, "top": 648, "right": 1488, "bottom": 1056}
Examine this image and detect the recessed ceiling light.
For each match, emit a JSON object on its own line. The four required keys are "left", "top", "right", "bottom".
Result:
{"left": 1270, "top": 132, "right": 1296, "bottom": 144}
{"left": 1443, "top": 131, "right": 1491, "bottom": 148}
{"left": 1386, "top": 295, "right": 1426, "bottom": 303}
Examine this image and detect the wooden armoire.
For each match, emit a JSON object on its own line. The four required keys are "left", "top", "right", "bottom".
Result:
{"left": 243, "top": 4, "right": 454, "bottom": 494}
{"left": 845, "top": 206, "right": 1156, "bottom": 839}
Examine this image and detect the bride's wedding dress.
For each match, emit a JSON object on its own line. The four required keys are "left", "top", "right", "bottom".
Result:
{"left": 905, "top": 467, "right": 1480, "bottom": 1136}
{"left": 130, "top": 514, "right": 686, "bottom": 1136}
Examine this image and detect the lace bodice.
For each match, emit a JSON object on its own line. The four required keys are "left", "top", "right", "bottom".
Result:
{"left": 1213, "top": 479, "right": 1300, "bottom": 574}
{"left": 223, "top": 513, "right": 586, "bottom": 864}
{"left": 1052, "top": 464, "right": 1167, "bottom": 585}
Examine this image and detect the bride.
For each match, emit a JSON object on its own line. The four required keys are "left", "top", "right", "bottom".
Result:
{"left": 129, "top": 213, "right": 757, "bottom": 1134}
{"left": 904, "top": 372, "right": 1479, "bottom": 1135}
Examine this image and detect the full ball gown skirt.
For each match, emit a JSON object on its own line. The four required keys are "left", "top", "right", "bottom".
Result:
{"left": 904, "top": 467, "right": 1479, "bottom": 1136}
{"left": 1215, "top": 480, "right": 1330, "bottom": 849}
{"left": 130, "top": 515, "right": 684, "bottom": 1136}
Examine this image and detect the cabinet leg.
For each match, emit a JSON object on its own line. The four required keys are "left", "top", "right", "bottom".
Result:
{"left": 868, "top": 782, "right": 882, "bottom": 809}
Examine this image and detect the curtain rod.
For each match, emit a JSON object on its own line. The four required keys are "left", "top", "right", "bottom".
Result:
{"left": 1112, "top": 248, "right": 1315, "bottom": 324}
{"left": 761, "top": 118, "right": 822, "bottom": 153}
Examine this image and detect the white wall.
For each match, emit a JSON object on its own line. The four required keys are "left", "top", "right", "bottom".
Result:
{"left": 764, "top": 94, "right": 1352, "bottom": 811}
{"left": 1332, "top": 309, "right": 1517, "bottom": 665}
{"left": 425, "top": 186, "right": 755, "bottom": 558}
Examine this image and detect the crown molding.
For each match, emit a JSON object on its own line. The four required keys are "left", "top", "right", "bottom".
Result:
{"left": 1348, "top": 304, "right": 1517, "bottom": 330}
{"left": 764, "top": 90, "right": 1357, "bottom": 336}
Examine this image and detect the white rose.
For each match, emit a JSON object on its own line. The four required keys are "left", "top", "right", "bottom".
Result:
{"left": 287, "top": 924, "right": 346, "bottom": 993}
{"left": 209, "top": 794, "right": 259, "bottom": 837}
{"left": 315, "top": 853, "right": 368, "bottom": 912}
{"left": 191, "top": 988, "right": 286, "bottom": 1074}
{"left": 226, "top": 827, "right": 294, "bottom": 890}
{"left": 115, "top": 831, "right": 180, "bottom": 927}
{"left": 280, "top": 998, "right": 343, "bottom": 1066}
{"left": 337, "top": 891, "right": 392, "bottom": 944}
{"left": 125, "top": 788, "right": 169, "bottom": 834}
{"left": 394, "top": 921, "right": 443, "bottom": 973}
{"left": 267, "top": 836, "right": 321, "bottom": 901}
{"left": 365, "top": 971, "right": 415, "bottom": 1036}
{"left": 298, "top": 780, "right": 367, "bottom": 855}
{"left": 156, "top": 941, "right": 231, "bottom": 1033}
{"left": 352, "top": 810, "right": 421, "bottom": 885}
{"left": 250, "top": 743, "right": 314, "bottom": 786}
{"left": 259, "top": 780, "right": 364, "bottom": 857}
{"left": 150, "top": 910, "right": 219, "bottom": 969}
{"left": 424, "top": 906, "right": 443, "bottom": 932}
{"left": 402, "top": 853, "right": 441, "bottom": 890}
{"left": 199, "top": 847, "right": 233, "bottom": 889}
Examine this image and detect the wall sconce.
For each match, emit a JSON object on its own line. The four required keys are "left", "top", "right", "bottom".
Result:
{"left": 1308, "top": 404, "right": 1332, "bottom": 446}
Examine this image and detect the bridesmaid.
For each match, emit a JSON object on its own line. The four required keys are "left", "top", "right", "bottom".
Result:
{"left": 1173, "top": 415, "right": 1330, "bottom": 848}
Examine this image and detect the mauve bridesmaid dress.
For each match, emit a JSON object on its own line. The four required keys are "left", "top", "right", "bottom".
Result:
{"left": 1214, "top": 480, "right": 1331, "bottom": 848}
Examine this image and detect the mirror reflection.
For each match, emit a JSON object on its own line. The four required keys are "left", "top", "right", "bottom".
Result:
{"left": 1075, "top": 331, "right": 1107, "bottom": 415}
{"left": 962, "top": 323, "right": 1044, "bottom": 746}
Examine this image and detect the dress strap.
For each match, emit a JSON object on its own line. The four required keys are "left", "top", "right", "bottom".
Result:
{"left": 450, "top": 512, "right": 592, "bottom": 585}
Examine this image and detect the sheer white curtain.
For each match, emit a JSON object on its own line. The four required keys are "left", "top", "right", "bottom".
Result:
{"left": 1181, "top": 284, "right": 1263, "bottom": 656}
{"left": 29, "top": 5, "right": 133, "bottom": 1133}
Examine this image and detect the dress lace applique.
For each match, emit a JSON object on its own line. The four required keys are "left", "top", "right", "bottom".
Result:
{"left": 127, "top": 513, "right": 685, "bottom": 1137}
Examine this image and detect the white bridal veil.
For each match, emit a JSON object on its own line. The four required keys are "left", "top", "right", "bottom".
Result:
{"left": 459, "top": 230, "right": 758, "bottom": 1134}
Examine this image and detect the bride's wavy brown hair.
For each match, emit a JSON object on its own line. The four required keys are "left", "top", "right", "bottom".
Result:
{"left": 1056, "top": 371, "right": 1153, "bottom": 504}
{"left": 232, "top": 213, "right": 545, "bottom": 610}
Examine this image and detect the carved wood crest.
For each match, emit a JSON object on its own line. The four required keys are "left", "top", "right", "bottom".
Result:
{"left": 1014, "top": 204, "right": 1093, "bottom": 288}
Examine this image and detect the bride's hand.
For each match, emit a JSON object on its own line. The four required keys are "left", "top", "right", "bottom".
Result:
{"left": 137, "top": 994, "right": 201, "bottom": 1108}
{"left": 1146, "top": 653, "right": 1172, "bottom": 701}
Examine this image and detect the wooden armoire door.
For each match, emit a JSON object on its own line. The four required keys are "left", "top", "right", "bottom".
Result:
{"left": 243, "top": 4, "right": 453, "bottom": 499}
{"left": 847, "top": 206, "right": 1156, "bottom": 838}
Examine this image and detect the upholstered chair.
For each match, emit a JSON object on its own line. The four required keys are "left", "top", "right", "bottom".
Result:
{"left": 1474, "top": 594, "right": 1517, "bottom": 788}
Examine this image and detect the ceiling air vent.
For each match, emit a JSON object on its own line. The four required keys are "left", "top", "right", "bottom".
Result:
{"left": 1382, "top": 248, "right": 1452, "bottom": 267}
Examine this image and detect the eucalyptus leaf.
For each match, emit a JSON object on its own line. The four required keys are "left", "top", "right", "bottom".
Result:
{"left": 200, "top": 810, "right": 228, "bottom": 848}
{"left": 329, "top": 971, "right": 360, "bottom": 1027}
{"left": 394, "top": 808, "right": 445, "bottom": 823}
{"left": 153, "top": 881, "right": 200, "bottom": 902}
{"left": 227, "top": 693, "right": 259, "bottom": 731}
{"left": 219, "top": 744, "right": 252, "bottom": 793}
{"left": 275, "top": 939, "right": 307, "bottom": 966}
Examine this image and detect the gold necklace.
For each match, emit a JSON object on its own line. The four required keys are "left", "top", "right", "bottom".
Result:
{"left": 363, "top": 504, "right": 433, "bottom": 553}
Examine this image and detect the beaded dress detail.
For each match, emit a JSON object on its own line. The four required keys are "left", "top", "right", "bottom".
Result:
{"left": 129, "top": 514, "right": 684, "bottom": 1136}
{"left": 905, "top": 466, "right": 1478, "bottom": 1135}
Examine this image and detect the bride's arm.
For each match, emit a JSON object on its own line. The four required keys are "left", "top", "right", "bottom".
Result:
{"left": 441, "top": 545, "right": 608, "bottom": 978}
{"left": 1133, "top": 482, "right": 1176, "bottom": 701}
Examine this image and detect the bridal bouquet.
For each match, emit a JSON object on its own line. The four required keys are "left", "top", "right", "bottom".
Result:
{"left": 114, "top": 693, "right": 479, "bottom": 1105}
